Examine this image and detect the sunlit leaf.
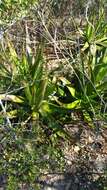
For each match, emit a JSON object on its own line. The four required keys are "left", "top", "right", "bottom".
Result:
{"left": 81, "top": 41, "right": 89, "bottom": 52}
{"left": 90, "top": 44, "right": 96, "bottom": 56}
{"left": 39, "top": 100, "right": 51, "bottom": 116}
{"left": 62, "top": 100, "right": 81, "bottom": 109}
{"left": 95, "top": 37, "right": 107, "bottom": 43}
{"left": 31, "top": 111, "right": 39, "bottom": 120}
{"left": 58, "top": 87, "right": 65, "bottom": 96}
{"left": 0, "top": 94, "right": 23, "bottom": 103}
{"left": 3, "top": 110, "right": 18, "bottom": 118}
{"left": 59, "top": 77, "right": 75, "bottom": 97}
{"left": 53, "top": 96, "right": 80, "bottom": 109}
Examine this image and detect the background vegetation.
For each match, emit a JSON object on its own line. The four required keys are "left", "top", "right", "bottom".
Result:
{"left": 0, "top": 0, "right": 107, "bottom": 189}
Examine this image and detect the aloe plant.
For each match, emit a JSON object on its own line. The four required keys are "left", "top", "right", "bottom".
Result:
{"left": 51, "top": 5, "right": 107, "bottom": 125}
{"left": 0, "top": 38, "right": 55, "bottom": 122}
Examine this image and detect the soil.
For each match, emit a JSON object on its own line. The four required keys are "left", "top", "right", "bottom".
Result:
{"left": 37, "top": 122, "right": 107, "bottom": 190}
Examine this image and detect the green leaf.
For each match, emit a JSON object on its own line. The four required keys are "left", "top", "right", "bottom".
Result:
{"left": 90, "top": 44, "right": 96, "bottom": 56}
{"left": 97, "top": 41, "right": 107, "bottom": 48}
{"left": 31, "top": 112, "right": 39, "bottom": 120}
{"left": 39, "top": 100, "right": 51, "bottom": 116}
{"left": 103, "top": 56, "right": 107, "bottom": 64}
{"left": 93, "top": 62, "right": 107, "bottom": 82}
{"left": 59, "top": 77, "right": 75, "bottom": 97}
{"left": 32, "top": 45, "right": 44, "bottom": 81}
{"left": 21, "top": 54, "right": 29, "bottom": 75}
{"left": 95, "top": 65, "right": 107, "bottom": 82}
{"left": 62, "top": 100, "right": 81, "bottom": 109}
{"left": 34, "top": 78, "right": 48, "bottom": 110}
{"left": 95, "top": 37, "right": 107, "bottom": 43}
{"left": 81, "top": 41, "right": 89, "bottom": 52}
{"left": 58, "top": 87, "right": 65, "bottom": 96}
{"left": 23, "top": 82, "right": 32, "bottom": 105}
{"left": 96, "top": 81, "right": 107, "bottom": 91}
{"left": 3, "top": 110, "right": 18, "bottom": 118}
{"left": 85, "top": 23, "right": 94, "bottom": 41}
{"left": 53, "top": 96, "right": 80, "bottom": 109}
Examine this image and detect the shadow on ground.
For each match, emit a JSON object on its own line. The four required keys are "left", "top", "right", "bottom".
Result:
{"left": 38, "top": 171, "right": 107, "bottom": 190}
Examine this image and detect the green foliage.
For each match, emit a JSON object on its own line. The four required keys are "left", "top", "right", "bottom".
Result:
{"left": 0, "top": 0, "right": 37, "bottom": 29}
{"left": 0, "top": 38, "right": 54, "bottom": 121}
{"left": 51, "top": 5, "right": 107, "bottom": 125}
{"left": 1, "top": 0, "right": 107, "bottom": 188}
{"left": 0, "top": 37, "right": 66, "bottom": 188}
{"left": 0, "top": 123, "right": 65, "bottom": 189}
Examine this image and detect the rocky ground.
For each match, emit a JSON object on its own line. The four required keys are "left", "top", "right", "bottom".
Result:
{"left": 37, "top": 122, "right": 107, "bottom": 190}
{"left": 0, "top": 123, "right": 107, "bottom": 190}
